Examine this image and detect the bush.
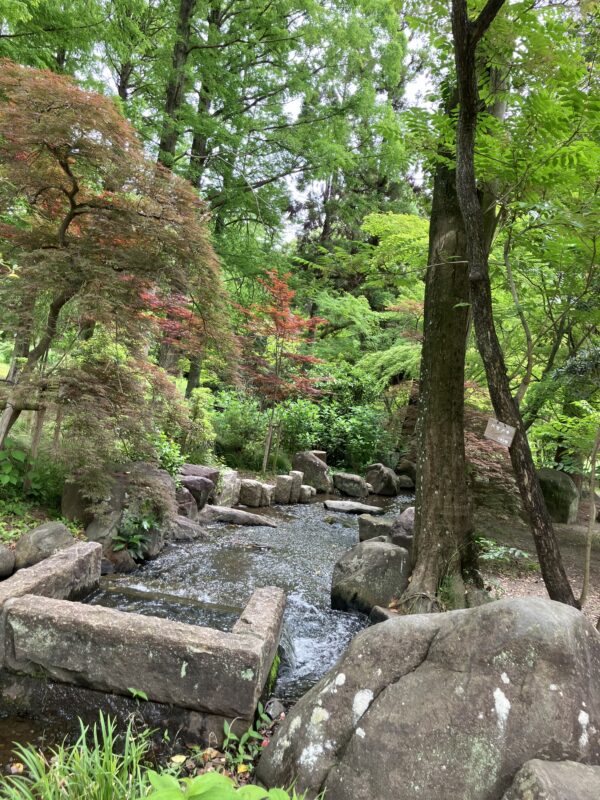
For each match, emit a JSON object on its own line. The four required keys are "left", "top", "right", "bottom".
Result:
{"left": 213, "top": 392, "right": 268, "bottom": 470}
{"left": 278, "top": 399, "right": 323, "bottom": 454}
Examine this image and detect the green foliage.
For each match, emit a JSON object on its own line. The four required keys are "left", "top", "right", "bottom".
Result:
{"left": 146, "top": 770, "right": 309, "bottom": 800}
{"left": 0, "top": 439, "right": 27, "bottom": 495}
{"left": 222, "top": 722, "right": 264, "bottom": 774}
{"left": 184, "top": 389, "right": 217, "bottom": 465}
{"left": 0, "top": 714, "right": 151, "bottom": 800}
{"left": 476, "top": 537, "right": 538, "bottom": 572}
{"left": 278, "top": 400, "right": 323, "bottom": 454}
{"left": 212, "top": 393, "right": 268, "bottom": 471}
{"left": 319, "top": 405, "right": 394, "bottom": 470}
{"left": 113, "top": 505, "right": 159, "bottom": 561}
{"left": 153, "top": 433, "right": 185, "bottom": 479}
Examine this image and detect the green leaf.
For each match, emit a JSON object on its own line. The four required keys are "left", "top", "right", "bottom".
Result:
{"left": 148, "top": 771, "right": 181, "bottom": 791}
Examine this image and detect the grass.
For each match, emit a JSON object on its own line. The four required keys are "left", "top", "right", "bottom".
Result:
{"left": 0, "top": 715, "right": 152, "bottom": 800}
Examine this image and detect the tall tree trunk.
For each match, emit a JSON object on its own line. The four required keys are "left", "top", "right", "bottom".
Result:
{"left": 451, "top": 0, "right": 577, "bottom": 607}
{"left": 157, "top": 0, "right": 196, "bottom": 167}
{"left": 580, "top": 425, "right": 600, "bottom": 607}
{"left": 402, "top": 157, "right": 473, "bottom": 613}
{"left": 185, "top": 357, "right": 202, "bottom": 398}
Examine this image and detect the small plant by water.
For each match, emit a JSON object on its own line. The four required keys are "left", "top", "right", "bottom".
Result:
{"left": 146, "top": 770, "right": 311, "bottom": 799}
{"left": 0, "top": 714, "right": 151, "bottom": 800}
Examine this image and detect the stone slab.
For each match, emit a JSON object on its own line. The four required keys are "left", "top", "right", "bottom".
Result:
{"left": 2, "top": 586, "right": 285, "bottom": 719}
{"left": 324, "top": 500, "right": 386, "bottom": 515}
{"left": 0, "top": 542, "right": 101, "bottom": 611}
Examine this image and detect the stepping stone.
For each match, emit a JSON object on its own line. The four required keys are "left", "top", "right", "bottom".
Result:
{"left": 323, "top": 500, "right": 386, "bottom": 515}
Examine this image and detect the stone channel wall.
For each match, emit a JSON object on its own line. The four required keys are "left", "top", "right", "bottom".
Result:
{"left": 0, "top": 543, "right": 286, "bottom": 742}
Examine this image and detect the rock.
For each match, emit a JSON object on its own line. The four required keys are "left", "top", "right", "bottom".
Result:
{"left": 289, "top": 470, "right": 304, "bottom": 503}
{"left": 365, "top": 463, "right": 400, "bottom": 496}
{"left": 395, "top": 458, "right": 416, "bottom": 483}
{"left": 214, "top": 469, "right": 241, "bottom": 507}
{"left": 176, "top": 486, "right": 198, "bottom": 520}
{"left": 324, "top": 500, "right": 386, "bottom": 515}
{"left": 333, "top": 472, "right": 370, "bottom": 498}
{"left": 538, "top": 468, "right": 579, "bottom": 524}
{"left": 298, "top": 485, "right": 314, "bottom": 503}
{"left": 369, "top": 605, "right": 399, "bottom": 624}
{"left": 312, "top": 450, "right": 327, "bottom": 463}
{"left": 260, "top": 484, "right": 275, "bottom": 507}
{"left": 274, "top": 475, "right": 294, "bottom": 505}
{"left": 292, "top": 452, "right": 332, "bottom": 493}
{"left": 180, "top": 464, "right": 220, "bottom": 487}
{"left": 502, "top": 759, "right": 600, "bottom": 800}
{"left": 0, "top": 542, "right": 101, "bottom": 613}
{"left": 390, "top": 530, "right": 413, "bottom": 553}
{"left": 179, "top": 475, "right": 214, "bottom": 511}
{"left": 239, "top": 479, "right": 264, "bottom": 508}
{"left": 257, "top": 597, "right": 600, "bottom": 800}
{"left": 393, "top": 505, "right": 415, "bottom": 535}
{"left": 198, "top": 505, "right": 277, "bottom": 528}
{"left": 14, "top": 522, "right": 76, "bottom": 570}
{"left": 331, "top": 541, "right": 410, "bottom": 614}
{"left": 396, "top": 474, "right": 415, "bottom": 489}
{"left": 265, "top": 698, "right": 286, "bottom": 721}
{"left": 358, "top": 515, "right": 394, "bottom": 542}
{"left": 0, "top": 545, "right": 15, "bottom": 579}
{"left": 61, "top": 482, "right": 94, "bottom": 527}
{"left": 169, "top": 515, "right": 207, "bottom": 542}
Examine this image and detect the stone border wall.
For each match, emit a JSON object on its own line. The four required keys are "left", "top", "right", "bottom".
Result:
{"left": 0, "top": 543, "right": 285, "bottom": 741}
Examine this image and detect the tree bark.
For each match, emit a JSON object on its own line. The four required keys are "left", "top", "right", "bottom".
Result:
{"left": 580, "top": 425, "right": 600, "bottom": 607}
{"left": 451, "top": 0, "right": 578, "bottom": 606}
{"left": 403, "top": 156, "right": 473, "bottom": 612}
{"left": 157, "top": 0, "right": 197, "bottom": 166}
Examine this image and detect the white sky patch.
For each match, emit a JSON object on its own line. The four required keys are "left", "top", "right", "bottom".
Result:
{"left": 493, "top": 688, "right": 511, "bottom": 731}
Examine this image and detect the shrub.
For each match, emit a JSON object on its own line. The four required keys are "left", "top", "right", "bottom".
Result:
{"left": 213, "top": 392, "right": 268, "bottom": 470}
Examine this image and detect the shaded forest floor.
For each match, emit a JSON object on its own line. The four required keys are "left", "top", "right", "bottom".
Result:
{"left": 476, "top": 495, "right": 600, "bottom": 623}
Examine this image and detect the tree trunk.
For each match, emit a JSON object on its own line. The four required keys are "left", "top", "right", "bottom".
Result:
{"left": 157, "top": 0, "right": 197, "bottom": 166}
{"left": 451, "top": 0, "right": 578, "bottom": 607}
{"left": 580, "top": 425, "right": 600, "bottom": 607}
{"left": 402, "top": 157, "right": 472, "bottom": 613}
{"left": 185, "top": 357, "right": 202, "bottom": 398}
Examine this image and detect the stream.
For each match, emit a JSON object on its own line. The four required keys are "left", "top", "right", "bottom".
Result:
{"left": 0, "top": 493, "right": 412, "bottom": 763}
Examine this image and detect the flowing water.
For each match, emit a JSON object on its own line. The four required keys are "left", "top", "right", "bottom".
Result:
{"left": 0, "top": 493, "right": 412, "bottom": 763}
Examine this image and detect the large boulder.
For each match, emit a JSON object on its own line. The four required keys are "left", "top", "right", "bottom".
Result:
{"left": 62, "top": 463, "right": 178, "bottom": 570}
{"left": 358, "top": 515, "right": 394, "bottom": 542}
{"left": 331, "top": 540, "right": 410, "bottom": 614}
{"left": 274, "top": 475, "right": 294, "bottom": 505}
{"left": 176, "top": 486, "right": 198, "bottom": 520}
{"left": 179, "top": 475, "right": 214, "bottom": 511}
{"left": 257, "top": 598, "right": 600, "bottom": 800}
{"left": 393, "top": 505, "right": 415, "bottom": 535}
{"left": 0, "top": 545, "right": 15, "bottom": 578}
{"left": 239, "top": 479, "right": 265, "bottom": 508}
{"left": 502, "top": 759, "right": 600, "bottom": 800}
{"left": 333, "top": 472, "right": 370, "bottom": 499}
{"left": 180, "top": 463, "right": 220, "bottom": 487}
{"left": 365, "top": 463, "right": 400, "bottom": 496}
{"left": 168, "top": 515, "right": 207, "bottom": 542}
{"left": 292, "top": 451, "right": 332, "bottom": 493}
{"left": 395, "top": 458, "right": 416, "bottom": 483}
{"left": 298, "top": 485, "right": 316, "bottom": 504}
{"left": 289, "top": 471, "right": 304, "bottom": 504}
{"left": 14, "top": 522, "right": 76, "bottom": 570}
{"left": 214, "top": 469, "right": 241, "bottom": 507}
{"left": 537, "top": 468, "right": 579, "bottom": 524}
